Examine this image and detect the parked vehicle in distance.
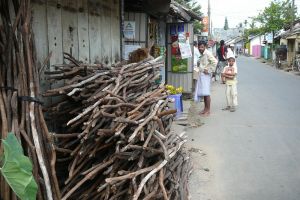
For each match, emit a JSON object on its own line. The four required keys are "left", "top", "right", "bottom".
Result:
{"left": 293, "top": 54, "right": 300, "bottom": 71}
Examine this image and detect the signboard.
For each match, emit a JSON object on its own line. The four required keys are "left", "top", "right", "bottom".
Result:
{"left": 202, "top": 16, "right": 209, "bottom": 33}
{"left": 124, "top": 21, "right": 135, "bottom": 40}
{"left": 178, "top": 24, "right": 184, "bottom": 33}
{"left": 178, "top": 43, "right": 192, "bottom": 59}
{"left": 170, "top": 34, "right": 189, "bottom": 72}
{"left": 265, "top": 32, "right": 273, "bottom": 44}
{"left": 171, "top": 56, "right": 188, "bottom": 72}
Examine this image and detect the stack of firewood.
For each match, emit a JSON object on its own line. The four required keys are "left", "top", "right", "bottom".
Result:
{"left": 44, "top": 53, "right": 192, "bottom": 200}
{"left": 0, "top": 0, "right": 192, "bottom": 199}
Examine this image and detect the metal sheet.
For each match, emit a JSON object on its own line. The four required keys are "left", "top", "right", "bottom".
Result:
{"left": 124, "top": 12, "right": 147, "bottom": 48}
{"left": 166, "top": 23, "right": 193, "bottom": 93}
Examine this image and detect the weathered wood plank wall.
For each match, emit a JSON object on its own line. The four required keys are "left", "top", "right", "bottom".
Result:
{"left": 32, "top": 0, "right": 120, "bottom": 69}
{"left": 31, "top": 0, "right": 120, "bottom": 102}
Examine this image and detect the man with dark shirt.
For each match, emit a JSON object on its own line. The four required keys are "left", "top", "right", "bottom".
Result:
{"left": 215, "top": 40, "right": 227, "bottom": 80}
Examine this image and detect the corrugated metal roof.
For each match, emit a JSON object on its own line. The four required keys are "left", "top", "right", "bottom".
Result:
{"left": 170, "top": 1, "right": 202, "bottom": 22}
{"left": 124, "top": 0, "right": 202, "bottom": 22}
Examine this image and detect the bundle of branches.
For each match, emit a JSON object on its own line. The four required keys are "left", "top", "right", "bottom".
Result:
{"left": 0, "top": 0, "right": 59, "bottom": 200}
{"left": 44, "top": 54, "right": 192, "bottom": 199}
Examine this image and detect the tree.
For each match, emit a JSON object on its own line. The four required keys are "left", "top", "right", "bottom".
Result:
{"left": 255, "top": 1, "right": 284, "bottom": 34}
{"left": 282, "top": 0, "right": 298, "bottom": 29}
{"left": 224, "top": 17, "right": 229, "bottom": 30}
{"left": 249, "top": 19, "right": 256, "bottom": 29}
{"left": 244, "top": 20, "right": 248, "bottom": 28}
{"left": 175, "top": 0, "right": 204, "bottom": 34}
{"left": 255, "top": 0, "right": 298, "bottom": 33}
{"left": 242, "top": 18, "right": 263, "bottom": 43}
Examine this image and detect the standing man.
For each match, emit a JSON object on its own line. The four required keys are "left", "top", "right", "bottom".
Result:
{"left": 194, "top": 41, "right": 218, "bottom": 116}
{"left": 216, "top": 40, "right": 227, "bottom": 72}
{"left": 227, "top": 44, "right": 236, "bottom": 59}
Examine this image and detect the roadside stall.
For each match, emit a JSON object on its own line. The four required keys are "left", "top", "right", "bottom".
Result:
{"left": 123, "top": 0, "right": 202, "bottom": 93}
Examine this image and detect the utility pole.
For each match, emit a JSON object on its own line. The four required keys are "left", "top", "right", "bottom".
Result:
{"left": 208, "top": 0, "right": 211, "bottom": 37}
{"left": 291, "top": 0, "right": 295, "bottom": 31}
{"left": 211, "top": 20, "right": 213, "bottom": 36}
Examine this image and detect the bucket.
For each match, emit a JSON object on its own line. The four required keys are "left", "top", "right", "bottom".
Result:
{"left": 168, "top": 94, "right": 183, "bottom": 117}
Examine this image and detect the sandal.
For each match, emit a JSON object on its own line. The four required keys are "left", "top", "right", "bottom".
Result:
{"left": 222, "top": 106, "right": 230, "bottom": 111}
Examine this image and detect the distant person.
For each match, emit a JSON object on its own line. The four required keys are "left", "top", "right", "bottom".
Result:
{"left": 194, "top": 40, "right": 218, "bottom": 116}
{"left": 216, "top": 40, "right": 227, "bottom": 75}
{"left": 239, "top": 48, "right": 243, "bottom": 55}
{"left": 221, "top": 57, "right": 238, "bottom": 112}
{"left": 227, "top": 44, "right": 236, "bottom": 59}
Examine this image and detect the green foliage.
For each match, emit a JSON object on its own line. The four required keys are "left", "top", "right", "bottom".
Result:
{"left": 224, "top": 17, "right": 229, "bottom": 30}
{"left": 0, "top": 133, "right": 38, "bottom": 200}
{"left": 249, "top": 19, "right": 256, "bottom": 29}
{"left": 194, "top": 21, "right": 204, "bottom": 34}
{"left": 255, "top": 1, "right": 284, "bottom": 33}
{"left": 255, "top": 0, "right": 298, "bottom": 33}
{"left": 281, "top": 0, "right": 298, "bottom": 26}
{"left": 242, "top": 0, "right": 298, "bottom": 44}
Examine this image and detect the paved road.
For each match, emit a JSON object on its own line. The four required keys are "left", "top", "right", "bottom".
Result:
{"left": 188, "top": 56, "right": 300, "bottom": 200}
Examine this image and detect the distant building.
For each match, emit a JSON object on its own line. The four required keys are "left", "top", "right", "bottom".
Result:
{"left": 213, "top": 28, "right": 244, "bottom": 42}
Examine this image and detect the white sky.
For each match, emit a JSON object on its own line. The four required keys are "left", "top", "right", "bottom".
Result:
{"left": 196, "top": 0, "right": 300, "bottom": 28}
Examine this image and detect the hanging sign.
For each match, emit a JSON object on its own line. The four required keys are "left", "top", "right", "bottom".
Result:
{"left": 171, "top": 34, "right": 188, "bottom": 72}
{"left": 178, "top": 43, "right": 192, "bottom": 59}
{"left": 265, "top": 32, "right": 273, "bottom": 44}
{"left": 202, "top": 16, "right": 209, "bottom": 33}
{"left": 124, "top": 21, "right": 135, "bottom": 40}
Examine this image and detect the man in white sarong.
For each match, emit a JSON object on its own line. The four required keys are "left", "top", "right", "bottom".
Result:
{"left": 194, "top": 41, "right": 218, "bottom": 116}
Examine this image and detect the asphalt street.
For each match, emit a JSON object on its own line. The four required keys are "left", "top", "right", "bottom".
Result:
{"left": 188, "top": 56, "right": 300, "bottom": 200}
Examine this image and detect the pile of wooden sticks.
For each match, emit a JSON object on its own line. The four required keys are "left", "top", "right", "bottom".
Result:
{"left": 0, "top": 0, "right": 192, "bottom": 199}
{"left": 44, "top": 53, "right": 192, "bottom": 200}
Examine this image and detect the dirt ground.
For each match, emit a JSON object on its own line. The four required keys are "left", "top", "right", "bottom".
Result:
{"left": 171, "top": 100, "right": 214, "bottom": 200}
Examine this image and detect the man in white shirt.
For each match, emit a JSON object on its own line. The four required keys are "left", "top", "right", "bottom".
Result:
{"left": 194, "top": 41, "right": 218, "bottom": 116}
{"left": 226, "top": 44, "right": 236, "bottom": 59}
